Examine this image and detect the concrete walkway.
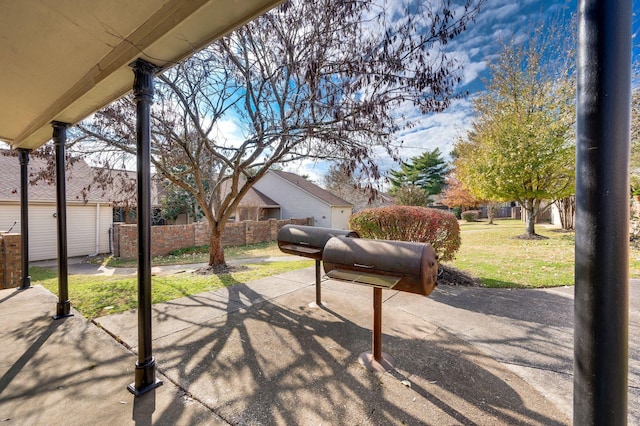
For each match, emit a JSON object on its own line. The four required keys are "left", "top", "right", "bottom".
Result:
{"left": 1, "top": 265, "right": 637, "bottom": 424}
{"left": 31, "top": 255, "right": 305, "bottom": 277}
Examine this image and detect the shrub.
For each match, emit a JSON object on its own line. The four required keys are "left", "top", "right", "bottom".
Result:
{"left": 452, "top": 206, "right": 462, "bottom": 219}
{"left": 461, "top": 210, "right": 480, "bottom": 222}
{"left": 349, "top": 206, "right": 461, "bottom": 261}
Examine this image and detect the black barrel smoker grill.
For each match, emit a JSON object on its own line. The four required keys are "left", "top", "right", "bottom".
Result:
{"left": 322, "top": 236, "right": 438, "bottom": 371}
{"left": 277, "top": 224, "right": 359, "bottom": 306}
{"left": 278, "top": 225, "right": 439, "bottom": 372}
{"left": 322, "top": 236, "right": 439, "bottom": 296}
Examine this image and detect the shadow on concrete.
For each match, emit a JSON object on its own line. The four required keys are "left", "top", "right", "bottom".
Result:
{"left": 139, "top": 277, "right": 568, "bottom": 425}
{"left": 430, "top": 285, "right": 574, "bottom": 327}
{"left": 132, "top": 388, "right": 156, "bottom": 426}
{"left": 0, "top": 314, "right": 133, "bottom": 424}
{"left": 0, "top": 289, "right": 21, "bottom": 305}
{"left": 0, "top": 317, "right": 63, "bottom": 395}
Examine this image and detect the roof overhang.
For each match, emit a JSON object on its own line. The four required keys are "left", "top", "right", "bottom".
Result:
{"left": 0, "top": 0, "right": 284, "bottom": 151}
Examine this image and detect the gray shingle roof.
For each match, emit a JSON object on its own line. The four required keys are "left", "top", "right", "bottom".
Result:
{"left": 272, "top": 170, "right": 353, "bottom": 207}
{"left": 218, "top": 178, "right": 279, "bottom": 208}
{"left": 0, "top": 150, "right": 112, "bottom": 203}
{"left": 238, "top": 187, "right": 280, "bottom": 208}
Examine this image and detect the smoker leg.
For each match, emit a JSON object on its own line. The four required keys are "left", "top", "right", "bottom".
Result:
{"left": 359, "top": 288, "right": 395, "bottom": 372}
{"left": 308, "top": 260, "right": 324, "bottom": 308}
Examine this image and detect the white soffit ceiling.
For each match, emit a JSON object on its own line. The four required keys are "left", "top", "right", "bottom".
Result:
{"left": 0, "top": 0, "right": 284, "bottom": 150}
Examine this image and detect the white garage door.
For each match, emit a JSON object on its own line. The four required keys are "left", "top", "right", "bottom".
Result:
{"left": 0, "top": 202, "right": 112, "bottom": 261}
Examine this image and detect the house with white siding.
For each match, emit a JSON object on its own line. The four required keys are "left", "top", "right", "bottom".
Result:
{"left": 0, "top": 151, "right": 113, "bottom": 261}
{"left": 253, "top": 170, "right": 353, "bottom": 229}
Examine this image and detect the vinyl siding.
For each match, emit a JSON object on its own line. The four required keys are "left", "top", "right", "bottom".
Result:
{"left": 330, "top": 206, "right": 352, "bottom": 230}
{"left": 0, "top": 202, "right": 112, "bottom": 261}
{"left": 253, "top": 173, "right": 334, "bottom": 228}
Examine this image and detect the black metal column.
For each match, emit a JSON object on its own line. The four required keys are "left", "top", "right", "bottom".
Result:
{"left": 18, "top": 149, "right": 31, "bottom": 290}
{"left": 575, "top": 0, "right": 631, "bottom": 424}
{"left": 128, "top": 58, "right": 162, "bottom": 397}
{"left": 52, "top": 122, "right": 72, "bottom": 319}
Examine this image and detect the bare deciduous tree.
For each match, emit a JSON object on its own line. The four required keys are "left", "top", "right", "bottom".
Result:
{"left": 73, "top": 0, "right": 483, "bottom": 267}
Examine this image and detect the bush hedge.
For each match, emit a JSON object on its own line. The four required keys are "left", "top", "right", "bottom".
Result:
{"left": 452, "top": 206, "right": 462, "bottom": 219}
{"left": 349, "top": 206, "right": 461, "bottom": 261}
{"left": 461, "top": 210, "right": 480, "bottom": 222}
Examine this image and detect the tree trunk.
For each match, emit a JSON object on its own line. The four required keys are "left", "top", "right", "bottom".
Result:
{"left": 556, "top": 196, "right": 575, "bottom": 230}
{"left": 524, "top": 199, "right": 536, "bottom": 236}
{"left": 209, "top": 226, "right": 226, "bottom": 266}
{"left": 486, "top": 202, "right": 500, "bottom": 225}
{"left": 487, "top": 208, "right": 495, "bottom": 224}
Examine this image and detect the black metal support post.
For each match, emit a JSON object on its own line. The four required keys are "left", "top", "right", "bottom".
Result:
{"left": 575, "top": 1, "right": 631, "bottom": 423}
{"left": 52, "top": 122, "right": 72, "bottom": 319}
{"left": 18, "top": 148, "right": 31, "bottom": 290}
{"left": 127, "top": 58, "right": 162, "bottom": 397}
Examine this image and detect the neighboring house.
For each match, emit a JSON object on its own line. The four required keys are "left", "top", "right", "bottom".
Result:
{"left": 352, "top": 190, "right": 395, "bottom": 212}
{"left": 233, "top": 187, "right": 280, "bottom": 222}
{"left": 325, "top": 179, "right": 395, "bottom": 213}
{"left": 162, "top": 180, "right": 282, "bottom": 225}
{"left": 0, "top": 152, "right": 112, "bottom": 261}
{"left": 253, "top": 170, "right": 353, "bottom": 229}
{"left": 550, "top": 203, "right": 561, "bottom": 226}
{"left": 102, "top": 168, "right": 164, "bottom": 225}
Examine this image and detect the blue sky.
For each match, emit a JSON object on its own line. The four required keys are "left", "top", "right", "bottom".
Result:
{"left": 296, "top": 0, "right": 640, "bottom": 184}
{"left": 3, "top": 1, "right": 635, "bottom": 186}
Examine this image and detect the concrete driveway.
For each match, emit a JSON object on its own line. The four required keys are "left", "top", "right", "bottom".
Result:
{"left": 393, "top": 280, "right": 640, "bottom": 422}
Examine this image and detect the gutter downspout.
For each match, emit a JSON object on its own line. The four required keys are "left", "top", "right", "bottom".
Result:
{"left": 91, "top": 203, "right": 100, "bottom": 256}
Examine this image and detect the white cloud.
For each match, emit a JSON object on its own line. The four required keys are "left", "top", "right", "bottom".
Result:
{"left": 257, "top": 1, "right": 589, "bottom": 182}
{"left": 209, "top": 116, "right": 246, "bottom": 147}
{"left": 490, "top": 3, "right": 521, "bottom": 20}
{"left": 282, "top": 158, "right": 328, "bottom": 185}
{"left": 392, "top": 98, "right": 475, "bottom": 160}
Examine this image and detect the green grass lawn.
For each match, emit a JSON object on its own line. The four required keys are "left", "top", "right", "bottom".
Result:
{"left": 104, "top": 240, "right": 284, "bottom": 268}
{"left": 448, "top": 218, "right": 640, "bottom": 288}
{"left": 30, "top": 220, "right": 640, "bottom": 317}
{"left": 32, "top": 259, "right": 313, "bottom": 319}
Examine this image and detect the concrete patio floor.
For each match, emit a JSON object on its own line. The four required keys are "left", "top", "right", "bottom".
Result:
{"left": 1, "top": 266, "right": 637, "bottom": 424}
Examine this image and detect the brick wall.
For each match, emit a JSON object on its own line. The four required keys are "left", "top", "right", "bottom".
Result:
{"left": 0, "top": 233, "right": 22, "bottom": 289}
{"left": 249, "top": 221, "right": 272, "bottom": 244}
{"left": 113, "top": 217, "right": 313, "bottom": 259}
{"left": 194, "top": 222, "right": 210, "bottom": 247}
{"left": 152, "top": 224, "right": 195, "bottom": 255}
{"left": 222, "top": 222, "right": 247, "bottom": 247}
{"left": 115, "top": 224, "right": 138, "bottom": 259}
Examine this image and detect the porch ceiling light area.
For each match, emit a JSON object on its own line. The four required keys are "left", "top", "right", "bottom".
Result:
{"left": 0, "top": 0, "right": 284, "bottom": 151}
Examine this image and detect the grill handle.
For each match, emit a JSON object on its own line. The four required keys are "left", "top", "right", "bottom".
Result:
{"left": 354, "top": 263, "right": 375, "bottom": 269}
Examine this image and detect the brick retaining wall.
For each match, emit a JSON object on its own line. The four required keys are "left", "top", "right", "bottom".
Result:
{"left": 0, "top": 233, "right": 21, "bottom": 289}
{"left": 114, "top": 217, "right": 312, "bottom": 259}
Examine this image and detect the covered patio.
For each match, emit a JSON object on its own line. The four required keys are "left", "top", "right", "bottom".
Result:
{"left": 0, "top": 0, "right": 284, "bottom": 397}
{"left": 0, "top": 0, "right": 632, "bottom": 423}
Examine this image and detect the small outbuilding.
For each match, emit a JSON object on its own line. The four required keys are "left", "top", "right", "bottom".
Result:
{"left": 0, "top": 151, "right": 112, "bottom": 261}
{"left": 253, "top": 170, "right": 353, "bottom": 229}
